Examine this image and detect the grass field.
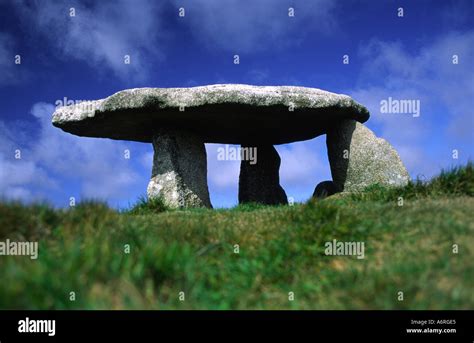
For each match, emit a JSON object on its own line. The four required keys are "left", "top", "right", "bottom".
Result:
{"left": 0, "top": 163, "right": 472, "bottom": 310}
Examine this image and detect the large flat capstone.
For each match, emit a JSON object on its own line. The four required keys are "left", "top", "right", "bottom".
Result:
{"left": 52, "top": 84, "right": 369, "bottom": 145}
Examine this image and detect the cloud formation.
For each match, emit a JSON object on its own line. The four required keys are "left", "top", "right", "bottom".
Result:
{"left": 0, "top": 103, "right": 150, "bottom": 207}
{"left": 182, "top": 0, "right": 336, "bottom": 52}
{"left": 350, "top": 31, "right": 474, "bottom": 178}
{"left": 8, "top": 0, "right": 338, "bottom": 83}
{"left": 13, "top": 0, "right": 166, "bottom": 81}
{"left": 277, "top": 139, "right": 331, "bottom": 201}
{"left": 205, "top": 144, "right": 240, "bottom": 207}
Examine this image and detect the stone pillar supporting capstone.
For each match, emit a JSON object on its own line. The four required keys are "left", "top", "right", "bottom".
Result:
{"left": 238, "top": 144, "right": 288, "bottom": 205}
{"left": 147, "top": 129, "right": 212, "bottom": 208}
{"left": 326, "top": 119, "right": 410, "bottom": 192}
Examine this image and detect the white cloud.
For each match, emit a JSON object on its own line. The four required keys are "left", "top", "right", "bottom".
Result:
{"left": 0, "top": 103, "right": 148, "bottom": 205}
{"left": 356, "top": 32, "right": 474, "bottom": 138}
{"left": 206, "top": 144, "right": 240, "bottom": 189}
{"left": 8, "top": 0, "right": 337, "bottom": 83}
{"left": 0, "top": 155, "right": 56, "bottom": 201}
{"left": 277, "top": 138, "right": 332, "bottom": 202}
{"left": 205, "top": 144, "right": 240, "bottom": 207}
{"left": 395, "top": 146, "right": 441, "bottom": 180}
{"left": 140, "top": 151, "right": 154, "bottom": 171}
{"left": 349, "top": 31, "right": 474, "bottom": 178}
{"left": 277, "top": 140, "right": 330, "bottom": 187}
{"left": 182, "top": 0, "right": 337, "bottom": 52}
{"left": 13, "top": 0, "right": 166, "bottom": 81}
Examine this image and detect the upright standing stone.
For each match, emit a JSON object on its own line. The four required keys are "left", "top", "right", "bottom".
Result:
{"left": 238, "top": 144, "right": 288, "bottom": 205}
{"left": 327, "top": 120, "right": 410, "bottom": 192}
{"left": 147, "top": 130, "right": 212, "bottom": 208}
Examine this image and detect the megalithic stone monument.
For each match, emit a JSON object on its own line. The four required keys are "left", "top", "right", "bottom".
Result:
{"left": 52, "top": 84, "right": 409, "bottom": 208}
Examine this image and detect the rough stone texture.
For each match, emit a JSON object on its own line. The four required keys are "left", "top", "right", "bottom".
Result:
{"left": 147, "top": 130, "right": 212, "bottom": 208}
{"left": 327, "top": 120, "right": 410, "bottom": 192}
{"left": 313, "top": 180, "right": 338, "bottom": 199}
{"left": 238, "top": 145, "right": 288, "bottom": 205}
{"left": 52, "top": 84, "right": 369, "bottom": 144}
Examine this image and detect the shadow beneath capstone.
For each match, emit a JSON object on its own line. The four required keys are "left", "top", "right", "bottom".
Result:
{"left": 62, "top": 104, "right": 368, "bottom": 145}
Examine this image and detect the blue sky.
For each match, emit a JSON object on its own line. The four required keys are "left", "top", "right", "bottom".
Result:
{"left": 0, "top": 0, "right": 473, "bottom": 208}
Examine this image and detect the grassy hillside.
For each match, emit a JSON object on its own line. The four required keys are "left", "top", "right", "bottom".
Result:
{"left": 0, "top": 163, "right": 472, "bottom": 310}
